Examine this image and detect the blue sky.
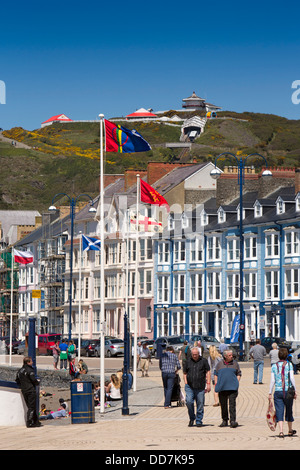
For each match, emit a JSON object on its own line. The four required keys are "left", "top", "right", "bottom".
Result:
{"left": 0, "top": 0, "right": 300, "bottom": 130}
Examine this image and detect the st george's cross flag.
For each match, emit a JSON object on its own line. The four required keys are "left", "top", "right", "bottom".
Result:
{"left": 82, "top": 235, "right": 101, "bottom": 252}
{"left": 104, "top": 119, "right": 151, "bottom": 153}
{"left": 14, "top": 249, "right": 34, "bottom": 264}
{"left": 140, "top": 179, "right": 169, "bottom": 210}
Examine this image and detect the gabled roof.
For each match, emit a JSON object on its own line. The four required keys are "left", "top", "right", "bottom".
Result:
{"left": 126, "top": 108, "right": 157, "bottom": 118}
{"left": 42, "top": 114, "right": 73, "bottom": 124}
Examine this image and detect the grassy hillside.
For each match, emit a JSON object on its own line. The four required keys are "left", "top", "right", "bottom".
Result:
{"left": 1, "top": 111, "right": 300, "bottom": 211}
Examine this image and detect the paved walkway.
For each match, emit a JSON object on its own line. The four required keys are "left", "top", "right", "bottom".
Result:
{"left": 1, "top": 359, "right": 300, "bottom": 451}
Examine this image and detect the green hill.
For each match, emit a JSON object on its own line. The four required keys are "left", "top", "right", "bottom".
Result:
{"left": 1, "top": 111, "right": 300, "bottom": 211}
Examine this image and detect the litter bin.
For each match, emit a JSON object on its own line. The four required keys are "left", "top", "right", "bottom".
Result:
{"left": 70, "top": 381, "right": 95, "bottom": 424}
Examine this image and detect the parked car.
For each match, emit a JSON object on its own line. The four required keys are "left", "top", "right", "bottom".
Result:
{"left": 187, "top": 334, "right": 221, "bottom": 351}
{"left": 74, "top": 339, "right": 100, "bottom": 357}
{"left": 0, "top": 336, "right": 21, "bottom": 354}
{"left": 17, "top": 340, "right": 26, "bottom": 355}
{"left": 38, "top": 333, "right": 61, "bottom": 355}
{"left": 153, "top": 335, "right": 186, "bottom": 357}
{"left": 95, "top": 338, "right": 124, "bottom": 357}
{"left": 260, "top": 336, "right": 291, "bottom": 353}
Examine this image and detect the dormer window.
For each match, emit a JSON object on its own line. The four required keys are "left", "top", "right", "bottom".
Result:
{"left": 181, "top": 212, "right": 189, "bottom": 229}
{"left": 237, "top": 205, "right": 245, "bottom": 221}
{"left": 201, "top": 210, "right": 208, "bottom": 226}
{"left": 276, "top": 197, "right": 285, "bottom": 215}
{"left": 254, "top": 201, "right": 263, "bottom": 218}
{"left": 168, "top": 213, "right": 175, "bottom": 230}
{"left": 218, "top": 208, "right": 226, "bottom": 224}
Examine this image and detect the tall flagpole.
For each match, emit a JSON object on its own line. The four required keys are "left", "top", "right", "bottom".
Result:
{"left": 133, "top": 174, "right": 140, "bottom": 392}
{"left": 99, "top": 114, "right": 106, "bottom": 413}
{"left": 78, "top": 231, "right": 82, "bottom": 360}
{"left": 10, "top": 247, "right": 13, "bottom": 366}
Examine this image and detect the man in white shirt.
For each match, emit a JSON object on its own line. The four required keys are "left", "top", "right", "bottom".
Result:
{"left": 139, "top": 342, "right": 151, "bottom": 377}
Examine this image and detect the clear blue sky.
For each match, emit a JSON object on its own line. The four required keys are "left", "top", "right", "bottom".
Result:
{"left": 0, "top": 0, "right": 300, "bottom": 130}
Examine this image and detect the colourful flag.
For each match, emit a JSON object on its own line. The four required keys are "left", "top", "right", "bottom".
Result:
{"left": 104, "top": 119, "right": 151, "bottom": 153}
{"left": 140, "top": 179, "right": 169, "bottom": 210}
{"left": 82, "top": 235, "right": 101, "bottom": 252}
{"left": 14, "top": 249, "right": 34, "bottom": 264}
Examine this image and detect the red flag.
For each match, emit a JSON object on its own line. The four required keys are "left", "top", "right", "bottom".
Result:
{"left": 14, "top": 249, "right": 33, "bottom": 264}
{"left": 140, "top": 180, "right": 169, "bottom": 210}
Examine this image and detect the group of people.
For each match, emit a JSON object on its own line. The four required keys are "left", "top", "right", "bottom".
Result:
{"left": 94, "top": 370, "right": 133, "bottom": 407}
{"left": 160, "top": 337, "right": 297, "bottom": 437}
{"left": 51, "top": 339, "right": 89, "bottom": 380}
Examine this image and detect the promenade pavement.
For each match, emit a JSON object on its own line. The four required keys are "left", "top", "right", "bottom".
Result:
{"left": 0, "top": 357, "right": 300, "bottom": 451}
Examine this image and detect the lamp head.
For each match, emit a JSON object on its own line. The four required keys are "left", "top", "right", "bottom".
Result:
{"left": 48, "top": 205, "right": 57, "bottom": 211}
{"left": 88, "top": 206, "right": 97, "bottom": 213}
{"left": 210, "top": 167, "right": 222, "bottom": 180}
{"left": 261, "top": 169, "right": 272, "bottom": 178}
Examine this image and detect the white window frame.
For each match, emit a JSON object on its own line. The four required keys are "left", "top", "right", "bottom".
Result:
{"left": 158, "top": 241, "right": 170, "bottom": 264}
{"left": 244, "top": 272, "right": 257, "bottom": 300}
{"left": 157, "top": 275, "right": 170, "bottom": 303}
{"left": 265, "top": 232, "right": 279, "bottom": 258}
{"left": 227, "top": 273, "right": 240, "bottom": 300}
{"left": 244, "top": 235, "right": 257, "bottom": 260}
{"left": 173, "top": 273, "right": 185, "bottom": 302}
{"left": 265, "top": 270, "right": 279, "bottom": 300}
{"left": 190, "top": 237, "right": 204, "bottom": 263}
{"left": 174, "top": 240, "right": 186, "bottom": 263}
{"left": 207, "top": 235, "right": 222, "bottom": 261}
{"left": 190, "top": 273, "right": 204, "bottom": 302}
{"left": 207, "top": 271, "right": 221, "bottom": 301}
{"left": 285, "top": 268, "right": 299, "bottom": 298}
{"left": 285, "top": 229, "right": 300, "bottom": 256}
{"left": 227, "top": 237, "right": 240, "bottom": 262}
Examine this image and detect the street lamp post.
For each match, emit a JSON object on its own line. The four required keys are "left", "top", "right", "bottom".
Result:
{"left": 49, "top": 193, "right": 96, "bottom": 341}
{"left": 211, "top": 153, "right": 272, "bottom": 360}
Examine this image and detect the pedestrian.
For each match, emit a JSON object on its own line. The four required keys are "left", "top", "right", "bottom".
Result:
{"left": 16, "top": 356, "right": 41, "bottom": 428}
{"left": 250, "top": 331, "right": 256, "bottom": 346}
{"left": 214, "top": 349, "right": 242, "bottom": 428}
{"left": 69, "top": 357, "right": 80, "bottom": 380}
{"left": 249, "top": 338, "right": 267, "bottom": 384}
{"left": 159, "top": 346, "right": 181, "bottom": 408}
{"left": 136, "top": 341, "right": 143, "bottom": 369}
{"left": 269, "top": 343, "right": 279, "bottom": 365}
{"left": 139, "top": 342, "right": 151, "bottom": 377}
{"left": 268, "top": 347, "right": 297, "bottom": 438}
{"left": 51, "top": 340, "right": 60, "bottom": 370}
{"left": 183, "top": 347, "right": 211, "bottom": 427}
{"left": 178, "top": 340, "right": 189, "bottom": 366}
{"left": 207, "top": 345, "right": 222, "bottom": 406}
{"left": 67, "top": 340, "right": 76, "bottom": 362}
{"left": 59, "top": 339, "right": 68, "bottom": 370}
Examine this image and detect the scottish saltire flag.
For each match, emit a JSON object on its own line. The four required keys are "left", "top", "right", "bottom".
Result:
{"left": 104, "top": 119, "right": 151, "bottom": 153}
{"left": 230, "top": 315, "right": 240, "bottom": 343}
{"left": 82, "top": 235, "right": 101, "bottom": 252}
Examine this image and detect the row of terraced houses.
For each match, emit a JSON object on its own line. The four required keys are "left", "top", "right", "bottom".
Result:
{"left": 2, "top": 162, "right": 300, "bottom": 347}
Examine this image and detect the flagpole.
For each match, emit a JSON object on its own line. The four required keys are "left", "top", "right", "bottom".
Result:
{"left": 10, "top": 247, "right": 13, "bottom": 366}
{"left": 78, "top": 231, "right": 82, "bottom": 360}
{"left": 99, "top": 114, "right": 105, "bottom": 413}
{"left": 133, "top": 174, "right": 140, "bottom": 392}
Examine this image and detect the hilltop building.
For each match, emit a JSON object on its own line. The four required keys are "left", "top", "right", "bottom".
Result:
{"left": 41, "top": 114, "right": 73, "bottom": 128}
{"left": 182, "top": 91, "right": 221, "bottom": 113}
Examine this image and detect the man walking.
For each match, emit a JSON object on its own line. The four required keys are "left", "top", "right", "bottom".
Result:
{"left": 214, "top": 349, "right": 242, "bottom": 428}
{"left": 183, "top": 347, "right": 211, "bottom": 427}
{"left": 159, "top": 346, "right": 181, "bottom": 408}
{"left": 139, "top": 342, "right": 151, "bottom": 377}
{"left": 249, "top": 338, "right": 267, "bottom": 384}
{"left": 16, "top": 356, "right": 41, "bottom": 428}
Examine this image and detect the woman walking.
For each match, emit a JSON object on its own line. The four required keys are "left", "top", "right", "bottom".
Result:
{"left": 208, "top": 345, "right": 222, "bottom": 406}
{"left": 268, "top": 347, "right": 297, "bottom": 438}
